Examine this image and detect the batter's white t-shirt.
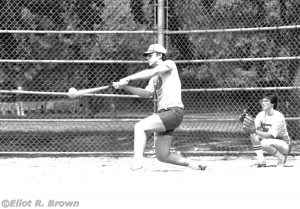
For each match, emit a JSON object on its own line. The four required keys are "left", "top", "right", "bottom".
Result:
{"left": 145, "top": 60, "right": 184, "bottom": 111}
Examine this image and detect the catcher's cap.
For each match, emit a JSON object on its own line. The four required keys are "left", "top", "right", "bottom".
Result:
{"left": 143, "top": 44, "right": 167, "bottom": 56}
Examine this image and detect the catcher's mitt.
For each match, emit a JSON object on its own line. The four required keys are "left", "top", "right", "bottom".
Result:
{"left": 239, "top": 112, "right": 256, "bottom": 134}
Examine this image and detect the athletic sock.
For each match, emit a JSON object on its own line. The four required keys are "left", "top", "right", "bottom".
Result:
{"left": 253, "top": 145, "right": 265, "bottom": 163}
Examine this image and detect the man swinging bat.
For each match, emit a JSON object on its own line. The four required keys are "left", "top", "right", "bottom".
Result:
{"left": 112, "top": 43, "right": 207, "bottom": 171}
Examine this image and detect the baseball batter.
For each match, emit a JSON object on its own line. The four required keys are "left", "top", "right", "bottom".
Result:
{"left": 113, "top": 44, "right": 206, "bottom": 171}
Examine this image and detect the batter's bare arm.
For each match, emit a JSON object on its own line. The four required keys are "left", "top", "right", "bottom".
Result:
{"left": 122, "top": 64, "right": 170, "bottom": 84}
{"left": 122, "top": 86, "right": 152, "bottom": 98}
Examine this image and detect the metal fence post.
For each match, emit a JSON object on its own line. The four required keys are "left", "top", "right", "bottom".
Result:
{"left": 152, "top": 0, "right": 165, "bottom": 149}
{"left": 157, "top": 0, "right": 165, "bottom": 46}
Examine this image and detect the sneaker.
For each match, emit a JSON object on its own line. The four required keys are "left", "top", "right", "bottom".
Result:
{"left": 277, "top": 155, "right": 287, "bottom": 167}
{"left": 257, "top": 161, "right": 267, "bottom": 168}
{"left": 130, "top": 164, "right": 143, "bottom": 171}
{"left": 130, "top": 160, "right": 143, "bottom": 171}
{"left": 198, "top": 164, "right": 207, "bottom": 170}
{"left": 188, "top": 161, "right": 207, "bottom": 170}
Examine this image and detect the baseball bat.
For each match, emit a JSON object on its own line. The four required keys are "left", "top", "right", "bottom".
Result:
{"left": 68, "top": 84, "right": 112, "bottom": 98}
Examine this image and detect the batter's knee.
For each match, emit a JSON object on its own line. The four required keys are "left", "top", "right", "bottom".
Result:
{"left": 156, "top": 151, "right": 169, "bottom": 163}
{"left": 134, "top": 121, "right": 145, "bottom": 132}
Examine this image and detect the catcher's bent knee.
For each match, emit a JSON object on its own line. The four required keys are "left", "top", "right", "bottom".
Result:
{"left": 260, "top": 139, "right": 272, "bottom": 150}
{"left": 261, "top": 139, "right": 290, "bottom": 155}
{"left": 250, "top": 134, "right": 261, "bottom": 145}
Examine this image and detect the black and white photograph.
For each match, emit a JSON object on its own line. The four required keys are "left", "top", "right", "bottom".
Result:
{"left": 0, "top": 1, "right": 299, "bottom": 209}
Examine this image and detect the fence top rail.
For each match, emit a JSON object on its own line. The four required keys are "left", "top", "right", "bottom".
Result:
{"left": 1, "top": 56, "right": 300, "bottom": 64}
{"left": 165, "top": 25, "right": 300, "bottom": 34}
{"left": 0, "top": 25, "right": 298, "bottom": 35}
{"left": 175, "top": 56, "right": 300, "bottom": 63}
{"left": 0, "top": 60, "right": 146, "bottom": 64}
{"left": 0, "top": 30, "right": 156, "bottom": 34}
{"left": 182, "top": 86, "right": 300, "bottom": 92}
{"left": 0, "top": 117, "right": 298, "bottom": 122}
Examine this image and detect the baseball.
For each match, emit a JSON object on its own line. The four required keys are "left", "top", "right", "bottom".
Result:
{"left": 68, "top": 87, "right": 77, "bottom": 97}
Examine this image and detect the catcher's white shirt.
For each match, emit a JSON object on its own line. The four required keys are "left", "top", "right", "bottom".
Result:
{"left": 255, "top": 110, "right": 290, "bottom": 143}
{"left": 145, "top": 60, "right": 184, "bottom": 111}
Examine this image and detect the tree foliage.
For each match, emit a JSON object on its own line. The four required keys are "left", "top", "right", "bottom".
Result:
{"left": 0, "top": 0, "right": 299, "bottom": 90}
{"left": 171, "top": 0, "right": 300, "bottom": 88}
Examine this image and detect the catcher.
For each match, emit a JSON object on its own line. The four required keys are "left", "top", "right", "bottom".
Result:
{"left": 239, "top": 93, "right": 291, "bottom": 167}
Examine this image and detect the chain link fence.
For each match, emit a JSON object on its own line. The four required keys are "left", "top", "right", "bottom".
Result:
{"left": 0, "top": 0, "right": 300, "bottom": 155}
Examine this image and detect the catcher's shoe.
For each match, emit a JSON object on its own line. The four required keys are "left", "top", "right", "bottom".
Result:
{"left": 188, "top": 160, "right": 207, "bottom": 170}
{"left": 257, "top": 161, "right": 267, "bottom": 168}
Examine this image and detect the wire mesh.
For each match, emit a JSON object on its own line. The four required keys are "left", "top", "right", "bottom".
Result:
{"left": 0, "top": 0, "right": 300, "bottom": 154}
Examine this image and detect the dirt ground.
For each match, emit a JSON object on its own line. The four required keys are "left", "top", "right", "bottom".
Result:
{"left": 0, "top": 155, "right": 299, "bottom": 209}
